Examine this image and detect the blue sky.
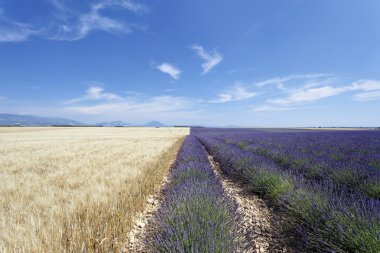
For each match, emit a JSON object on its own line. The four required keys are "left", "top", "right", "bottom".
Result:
{"left": 1, "top": 0, "right": 380, "bottom": 126}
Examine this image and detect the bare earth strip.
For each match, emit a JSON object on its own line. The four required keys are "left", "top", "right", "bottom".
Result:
{"left": 125, "top": 173, "right": 170, "bottom": 252}
{"left": 205, "top": 150, "right": 299, "bottom": 253}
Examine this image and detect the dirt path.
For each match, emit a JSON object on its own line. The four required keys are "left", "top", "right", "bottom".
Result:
{"left": 205, "top": 151, "right": 298, "bottom": 253}
{"left": 123, "top": 174, "right": 170, "bottom": 252}
{"left": 124, "top": 146, "right": 298, "bottom": 253}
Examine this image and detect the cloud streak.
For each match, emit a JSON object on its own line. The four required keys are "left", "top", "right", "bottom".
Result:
{"left": 63, "top": 86, "right": 192, "bottom": 116}
{"left": 255, "top": 73, "right": 329, "bottom": 91}
{"left": 0, "top": 0, "right": 147, "bottom": 42}
{"left": 192, "top": 44, "right": 222, "bottom": 75}
{"left": 156, "top": 63, "right": 181, "bottom": 80}
{"left": 51, "top": 0, "right": 147, "bottom": 41}
{"left": 251, "top": 76, "right": 380, "bottom": 111}
{"left": 209, "top": 84, "right": 257, "bottom": 103}
{"left": 0, "top": 11, "right": 39, "bottom": 42}
{"left": 251, "top": 105, "right": 298, "bottom": 112}
{"left": 268, "top": 86, "right": 346, "bottom": 105}
{"left": 65, "top": 86, "right": 123, "bottom": 104}
{"left": 66, "top": 95, "right": 191, "bottom": 114}
{"left": 354, "top": 91, "right": 380, "bottom": 102}
{"left": 0, "top": 25, "right": 37, "bottom": 42}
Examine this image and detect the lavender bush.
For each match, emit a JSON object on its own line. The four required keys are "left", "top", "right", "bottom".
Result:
{"left": 148, "top": 136, "right": 242, "bottom": 253}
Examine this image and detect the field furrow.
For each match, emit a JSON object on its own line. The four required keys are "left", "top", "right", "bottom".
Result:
{"left": 206, "top": 149, "right": 296, "bottom": 253}
{"left": 192, "top": 128, "right": 380, "bottom": 253}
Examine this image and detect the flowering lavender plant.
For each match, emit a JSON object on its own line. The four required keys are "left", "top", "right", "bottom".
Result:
{"left": 192, "top": 128, "right": 380, "bottom": 252}
{"left": 148, "top": 136, "right": 242, "bottom": 253}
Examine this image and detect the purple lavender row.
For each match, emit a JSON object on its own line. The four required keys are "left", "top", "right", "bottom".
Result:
{"left": 147, "top": 136, "right": 242, "bottom": 253}
{"left": 196, "top": 128, "right": 380, "bottom": 199}
{"left": 192, "top": 129, "right": 380, "bottom": 252}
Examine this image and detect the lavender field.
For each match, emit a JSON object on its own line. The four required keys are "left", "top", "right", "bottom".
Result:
{"left": 191, "top": 128, "right": 380, "bottom": 252}
{"left": 126, "top": 128, "right": 380, "bottom": 252}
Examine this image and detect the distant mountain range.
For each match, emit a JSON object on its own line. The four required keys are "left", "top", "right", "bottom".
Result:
{"left": 0, "top": 113, "right": 167, "bottom": 127}
{"left": 95, "top": 121, "right": 132, "bottom": 127}
{"left": 142, "top": 121, "right": 167, "bottom": 127}
{"left": 95, "top": 120, "right": 166, "bottom": 127}
{"left": 0, "top": 113, "right": 84, "bottom": 126}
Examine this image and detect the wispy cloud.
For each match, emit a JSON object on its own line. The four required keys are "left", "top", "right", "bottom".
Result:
{"left": 349, "top": 80, "right": 380, "bottom": 91}
{"left": 51, "top": 0, "right": 147, "bottom": 41}
{"left": 66, "top": 95, "right": 191, "bottom": 114}
{"left": 251, "top": 105, "right": 298, "bottom": 112}
{"left": 255, "top": 73, "right": 328, "bottom": 91}
{"left": 0, "top": 0, "right": 147, "bottom": 42}
{"left": 98, "top": 0, "right": 147, "bottom": 13}
{"left": 63, "top": 86, "right": 192, "bottom": 116}
{"left": 251, "top": 76, "right": 380, "bottom": 111}
{"left": 156, "top": 63, "right": 181, "bottom": 80}
{"left": 268, "top": 86, "right": 346, "bottom": 106}
{"left": 50, "top": 0, "right": 148, "bottom": 41}
{"left": 65, "top": 86, "right": 123, "bottom": 104}
{"left": 0, "top": 25, "right": 36, "bottom": 42}
{"left": 192, "top": 44, "right": 222, "bottom": 75}
{"left": 350, "top": 80, "right": 380, "bottom": 101}
{"left": 209, "top": 84, "right": 257, "bottom": 103}
{"left": 270, "top": 79, "right": 380, "bottom": 106}
{"left": 354, "top": 90, "right": 380, "bottom": 102}
{"left": 0, "top": 11, "right": 39, "bottom": 42}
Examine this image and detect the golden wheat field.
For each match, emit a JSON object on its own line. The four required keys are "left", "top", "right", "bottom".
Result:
{"left": 0, "top": 127, "right": 188, "bottom": 253}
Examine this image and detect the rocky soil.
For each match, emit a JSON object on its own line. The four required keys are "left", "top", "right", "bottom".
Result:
{"left": 207, "top": 152, "right": 300, "bottom": 253}
{"left": 123, "top": 176, "right": 169, "bottom": 252}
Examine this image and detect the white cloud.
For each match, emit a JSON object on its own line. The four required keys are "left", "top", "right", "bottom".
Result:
{"left": 251, "top": 77, "right": 380, "bottom": 112}
{"left": 251, "top": 105, "right": 297, "bottom": 112}
{"left": 348, "top": 80, "right": 380, "bottom": 102}
{"left": 0, "top": 25, "right": 36, "bottom": 42}
{"left": 271, "top": 79, "right": 380, "bottom": 106}
{"left": 255, "top": 73, "right": 328, "bottom": 91}
{"left": 210, "top": 94, "right": 233, "bottom": 103}
{"left": 269, "top": 86, "right": 346, "bottom": 105}
{"left": 192, "top": 44, "right": 222, "bottom": 75}
{"left": 354, "top": 90, "right": 380, "bottom": 101}
{"left": 63, "top": 86, "right": 192, "bottom": 117}
{"left": 0, "top": 11, "right": 39, "bottom": 42}
{"left": 348, "top": 80, "right": 380, "bottom": 92}
{"left": 51, "top": 0, "right": 146, "bottom": 41}
{"left": 95, "top": 0, "right": 147, "bottom": 13}
{"left": 77, "top": 12, "right": 129, "bottom": 40}
{"left": 0, "top": 0, "right": 147, "bottom": 42}
{"left": 65, "top": 86, "right": 123, "bottom": 104}
{"left": 156, "top": 63, "right": 181, "bottom": 80}
{"left": 210, "top": 84, "right": 257, "bottom": 103}
{"left": 65, "top": 95, "right": 191, "bottom": 115}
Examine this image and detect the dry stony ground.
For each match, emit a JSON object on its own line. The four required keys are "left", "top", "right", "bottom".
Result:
{"left": 0, "top": 127, "right": 188, "bottom": 253}
{"left": 127, "top": 142, "right": 299, "bottom": 253}
{"left": 125, "top": 176, "right": 170, "bottom": 252}
{"left": 207, "top": 155, "right": 299, "bottom": 253}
